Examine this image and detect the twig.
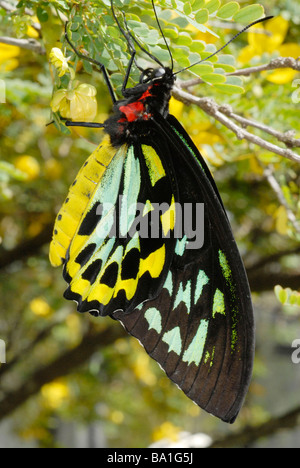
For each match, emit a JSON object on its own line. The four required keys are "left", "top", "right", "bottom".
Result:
{"left": 219, "top": 106, "right": 300, "bottom": 149}
{"left": 0, "top": 36, "right": 45, "bottom": 54}
{"left": 0, "top": 324, "right": 126, "bottom": 422}
{"left": 264, "top": 165, "right": 300, "bottom": 234}
{"left": 229, "top": 57, "right": 300, "bottom": 77}
{"left": 181, "top": 57, "right": 300, "bottom": 88}
{"left": 246, "top": 246, "right": 300, "bottom": 273}
{"left": 210, "top": 404, "right": 300, "bottom": 448}
{"left": 172, "top": 87, "right": 300, "bottom": 164}
{"left": 0, "top": 223, "right": 53, "bottom": 270}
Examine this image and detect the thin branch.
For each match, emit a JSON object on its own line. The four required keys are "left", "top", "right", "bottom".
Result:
{"left": 0, "top": 324, "right": 126, "bottom": 422}
{"left": 181, "top": 57, "right": 300, "bottom": 88}
{"left": 0, "top": 323, "right": 58, "bottom": 379}
{"left": 0, "top": 36, "right": 45, "bottom": 54}
{"left": 229, "top": 57, "right": 300, "bottom": 77}
{"left": 219, "top": 106, "right": 300, "bottom": 149}
{"left": 248, "top": 270, "right": 300, "bottom": 292}
{"left": 172, "top": 87, "right": 300, "bottom": 164}
{"left": 210, "top": 404, "right": 300, "bottom": 448}
{"left": 0, "top": 223, "right": 53, "bottom": 269}
{"left": 246, "top": 246, "right": 300, "bottom": 273}
{"left": 264, "top": 165, "right": 300, "bottom": 234}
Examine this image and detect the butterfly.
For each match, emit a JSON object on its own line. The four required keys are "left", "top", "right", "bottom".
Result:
{"left": 49, "top": 0, "right": 272, "bottom": 423}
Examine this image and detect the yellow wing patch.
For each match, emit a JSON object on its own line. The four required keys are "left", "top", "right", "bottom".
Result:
{"left": 142, "top": 144, "right": 166, "bottom": 186}
{"left": 140, "top": 245, "right": 166, "bottom": 279}
{"left": 161, "top": 195, "right": 176, "bottom": 237}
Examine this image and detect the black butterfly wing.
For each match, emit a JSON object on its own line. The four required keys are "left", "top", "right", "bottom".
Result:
{"left": 113, "top": 114, "right": 254, "bottom": 423}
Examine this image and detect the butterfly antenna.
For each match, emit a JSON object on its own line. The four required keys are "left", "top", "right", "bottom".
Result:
{"left": 174, "top": 16, "right": 274, "bottom": 75}
{"left": 110, "top": 0, "right": 164, "bottom": 68}
{"left": 151, "top": 0, "right": 174, "bottom": 71}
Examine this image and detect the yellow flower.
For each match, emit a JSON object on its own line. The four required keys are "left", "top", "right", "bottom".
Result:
{"left": 132, "top": 353, "right": 157, "bottom": 386}
{"left": 152, "top": 422, "right": 181, "bottom": 443}
{"left": 27, "top": 16, "right": 40, "bottom": 39}
{"left": 109, "top": 410, "right": 125, "bottom": 424}
{"left": 29, "top": 297, "right": 52, "bottom": 317}
{"left": 238, "top": 17, "right": 299, "bottom": 84}
{"left": 49, "top": 47, "right": 72, "bottom": 77}
{"left": 51, "top": 81, "right": 97, "bottom": 122}
{"left": 248, "top": 16, "right": 289, "bottom": 55}
{"left": 41, "top": 381, "right": 70, "bottom": 409}
{"left": 0, "top": 43, "right": 20, "bottom": 72}
{"left": 14, "top": 155, "right": 40, "bottom": 181}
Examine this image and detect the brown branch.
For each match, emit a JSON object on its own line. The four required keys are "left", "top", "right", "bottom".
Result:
{"left": 228, "top": 57, "right": 300, "bottom": 77}
{"left": 173, "top": 87, "right": 300, "bottom": 164}
{"left": 0, "top": 36, "right": 45, "bottom": 54}
{"left": 248, "top": 270, "right": 300, "bottom": 292}
{"left": 246, "top": 246, "right": 300, "bottom": 273}
{"left": 0, "top": 223, "right": 53, "bottom": 269}
{"left": 0, "top": 323, "right": 58, "bottom": 379}
{"left": 0, "top": 323, "right": 126, "bottom": 421}
{"left": 264, "top": 165, "right": 300, "bottom": 234}
{"left": 219, "top": 106, "right": 300, "bottom": 149}
{"left": 210, "top": 405, "right": 300, "bottom": 448}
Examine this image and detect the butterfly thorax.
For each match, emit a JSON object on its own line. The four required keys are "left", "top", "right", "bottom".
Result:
{"left": 104, "top": 67, "right": 175, "bottom": 146}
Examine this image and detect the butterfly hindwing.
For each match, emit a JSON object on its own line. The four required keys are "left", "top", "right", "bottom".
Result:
{"left": 113, "top": 114, "right": 254, "bottom": 423}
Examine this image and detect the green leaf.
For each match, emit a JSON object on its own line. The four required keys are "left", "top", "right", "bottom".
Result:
{"left": 214, "top": 83, "right": 245, "bottom": 94}
{"left": 199, "top": 51, "right": 218, "bottom": 62}
{"left": 191, "top": 64, "right": 214, "bottom": 75}
{"left": 226, "top": 76, "right": 244, "bottom": 87}
{"left": 0, "top": 162, "right": 27, "bottom": 181}
{"left": 216, "top": 2, "right": 240, "bottom": 20}
{"left": 233, "top": 5, "right": 265, "bottom": 24}
{"left": 175, "top": 33, "right": 193, "bottom": 46}
{"left": 183, "top": 2, "right": 192, "bottom": 16}
{"left": 290, "top": 294, "right": 299, "bottom": 306}
{"left": 107, "top": 26, "right": 120, "bottom": 39}
{"left": 275, "top": 286, "right": 300, "bottom": 307}
{"left": 195, "top": 8, "right": 209, "bottom": 25}
{"left": 191, "top": 0, "right": 205, "bottom": 11}
{"left": 164, "top": 28, "right": 179, "bottom": 39}
{"left": 202, "top": 73, "right": 227, "bottom": 84}
{"left": 218, "top": 54, "right": 236, "bottom": 66}
{"left": 275, "top": 285, "right": 288, "bottom": 305}
{"left": 216, "top": 63, "right": 236, "bottom": 73}
{"left": 37, "top": 6, "right": 49, "bottom": 22}
{"left": 205, "top": 0, "right": 221, "bottom": 15}
{"left": 189, "top": 40, "right": 206, "bottom": 53}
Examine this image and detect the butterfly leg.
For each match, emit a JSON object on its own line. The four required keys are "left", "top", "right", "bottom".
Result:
{"left": 64, "top": 121, "right": 105, "bottom": 128}
{"left": 64, "top": 22, "right": 116, "bottom": 104}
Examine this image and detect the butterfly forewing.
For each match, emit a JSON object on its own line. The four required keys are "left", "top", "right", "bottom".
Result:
{"left": 113, "top": 116, "right": 254, "bottom": 423}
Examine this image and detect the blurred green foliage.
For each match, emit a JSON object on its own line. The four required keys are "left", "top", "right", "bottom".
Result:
{"left": 0, "top": 0, "right": 299, "bottom": 448}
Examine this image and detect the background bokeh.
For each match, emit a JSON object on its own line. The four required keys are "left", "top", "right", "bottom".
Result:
{"left": 0, "top": 0, "right": 299, "bottom": 448}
